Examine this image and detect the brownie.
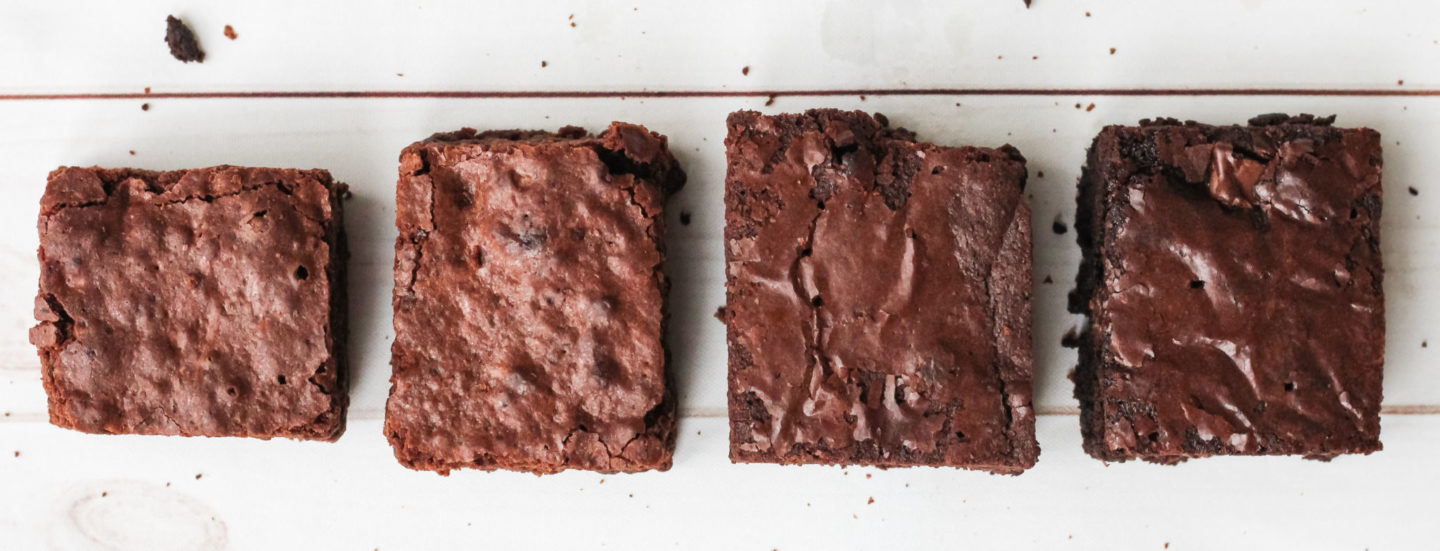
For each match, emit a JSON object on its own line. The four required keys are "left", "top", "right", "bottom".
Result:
{"left": 386, "top": 122, "right": 685, "bottom": 475}
{"left": 164, "top": 15, "right": 205, "bottom": 63}
{"left": 32, "top": 166, "right": 349, "bottom": 440}
{"left": 723, "top": 109, "right": 1038, "bottom": 473}
{"left": 1070, "top": 114, "right": 1385, "bottom": 463}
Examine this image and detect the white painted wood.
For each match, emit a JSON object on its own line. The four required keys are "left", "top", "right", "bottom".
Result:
{"left": 1, "top": 1, "right": 1438, "bottom": 549}
{"left": 3, "top": 1, "right": 1439, "bottom": 93}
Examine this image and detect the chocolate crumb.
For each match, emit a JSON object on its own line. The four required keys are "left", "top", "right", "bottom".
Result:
{"left": 541, "top": 61, "right": 548, "bottom": 68}
{"left": 1043, "top": 275, "right": 1053, "bottom": 284}
{"left": 714, "top": 306, "right": 726, "bottom": 322}
{"left": 144, "top": 87, "right": 151, "bottom": 94}
{"left": 223, "top": 24, "right": 237, "bottom": 40}
{"left": 1423, "top": 340, "right": 1428, "bottom": 348}
{"left": 679, "top": 211, "right": 692, "bottom": 225}
{"left": 867, "top": 497, "right": 875, "bottom": 504}
{"left": 1061, "top": 327, "right": 1081, "bottom": 348}
{"left": 129, "top": 150, "right": 136, "bottom": 156}
{"left": 570, "top": 22, "right": 577, "bottom": 28}
{"left": 765, "top": 95, "right": 776, "bottom": 107}
{"left": 1086, "top": 103, "right": 1096, "bottom": 112}
{"left": 1409, "top": 186, "right": 1419, "bottom": 196}
{"left": 859, "top": 95, "right": 867, "bottom": 101}
{"left": 165, "top": 15, "right": 205, "bottom": 63}
{"left": 141, "top": 103, "right": 150, "bottom": 111}
{"left": 1085, "top": 12, "right": 1091, "bottom": 17}
{"left": 1037, "top": 170, "right": 1045, "bottom": 178}
{"left": 1109, "top": 47, "right": 1117, "bottom": 55}
{"left": 101, "top": 492, "right": 108, "bottom": 497}
{"left": 1398, "top": 80, "right": 1404, "bottom": 86}
{"left": 1075, "top": 103, "right": 1082, "bottom": 109}
{"left": 1052, "top": 215, "right": 1068, "bottom": 235}
{"left": 195, "top": 473, "right": 203, "bottom": 480}
{"left": 742, "top": 66, "right": 750, "bottom": 76}
{"left": 865, "top": 473, "right": 871, "bottom": 479}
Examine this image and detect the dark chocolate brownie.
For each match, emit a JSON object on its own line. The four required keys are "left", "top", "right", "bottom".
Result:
{"left": 723, "top": 109, "right": 1038, "bottom": 473}
{"left": 1070, "top": 114, "right": 1385, "bottom": 463}
{"left": 386, "top": 122, "right": 685, "bottom": 475}
{"left": 164, "top": 15, "right": 205, "bottom": 63}
{"left": 32, "top": 166, "right": 348, "bottom": 440}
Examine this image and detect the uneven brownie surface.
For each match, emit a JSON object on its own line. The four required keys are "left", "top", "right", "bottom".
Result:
{"left": 32, "top": 166, "right": 348, "bottom": 440}
{"left": 723, "top": 109, "right": 1037, "bottom": 473}
{"left": 386, "top": 122, "right": 684, "bottom": 474}
{"left": 1071, "top": 114, "right": 1384, "bottom": 463}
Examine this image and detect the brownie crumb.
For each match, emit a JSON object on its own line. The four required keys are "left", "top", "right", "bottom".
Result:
{"left": 144, "top": 87, "right": 151, "bottom": 94}
{"left": 679, "top": 211, "right": 692, "bottom": 226}
{"left": 742, "top": 66, "right": 751, "bottom": 76}
{"left": 195, "top": 473, "right": 203, "bottom": 480}
{"left": 1052, "top": 215, "right": 1068, "bottom": 235}
{"left": 1085, "top": 11, "right": 1091, "bottom": 16}
{"left": 128, "top": 150, "right": 136, "bottom": 156}
{"left": 1398, "top": 80, "right": 1405, "bottom": 86}
{"left": 714, "top": 306, "right": 726, "bottom": 322}
{"left": 165, "top": 15, "right": 205, "bottom": 63}
{"left": 867, "top": 497, "right": 875, "bottom": 504}
{"left": 541, "top": 60, "right": 548, "bottom": 68}
{"left": 101, "top": 492, "right": 108, "bottom": 497}
{"left": 765, "top": 95, "right": 776, "bottom": 107}
{"left": 141, "top": 103, "right": 150, "bottom": 111}
{"left": 1423, "top": 340, "right": 1429, "bottom": 348}
{"left": 1086, "top": 103, "right": 1096, "bottom": 112}
{"left": 223, "top": 24, "right": 237, "bottom": 40}
{"left": 1109, "top": 47, "right": 1117, "bottom": 55}
{"left": 1409, "top": 186, "right": 1419, "bottom": 196}
{"left": 1043, "top": 275, "right": 1053, "bottom": 284}
{"left": 1061, "top": 327, "right": 1081, "bottom": 348}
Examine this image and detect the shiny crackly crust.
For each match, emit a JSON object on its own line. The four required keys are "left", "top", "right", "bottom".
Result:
{"left": 1071, "top": 115, "right": 1384, "bottom": 463}
{"left": 32, "top": 165, "right": 348, "bottom": 440}
{"left": 723, "top": 109, "right": 1038, "bottom": 473}
{"left": 385, "top": 122, "right": 684, "bottom": 475}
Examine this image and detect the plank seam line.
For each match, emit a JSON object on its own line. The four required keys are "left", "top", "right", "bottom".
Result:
{"left": 2, "top": 88, "right": 1440, "bottom": 101}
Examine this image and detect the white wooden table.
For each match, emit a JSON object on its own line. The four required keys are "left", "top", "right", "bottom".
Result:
{"left": 2, "top": 1, "right": 1437, "bottom": 549}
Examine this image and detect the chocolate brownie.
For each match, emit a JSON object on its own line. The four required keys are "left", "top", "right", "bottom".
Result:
{"left": 1070, "top": 114, "right": 1385, "bottom": 463}
{"left": 32, "top": 166, "right": 348, "bottom": 440}
{"left": 386, "top": 122, "right": 685, "bottom": 475}
{"left": 723, "top": 109, "right": 1038, "bottom": 473}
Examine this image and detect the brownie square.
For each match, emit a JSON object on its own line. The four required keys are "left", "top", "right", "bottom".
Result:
{"left": 1071, "top": 114, "right": 1385, "bottom": 463}
{"left": 723, "top": 109, "right": 1038, "bottom": 473}
{"left": 386, "top": 123, "right": 685, "bottom": 474}
{"left": 32, "top": 166, "right": 349, "bottom": 440}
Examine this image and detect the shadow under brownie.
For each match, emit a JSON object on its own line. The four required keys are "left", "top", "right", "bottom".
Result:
{"left": 385, "top": 123, "right": 685, "bottom": 475}
{"left": 1070, "top": 114, "right": 1385, "bottom": 463}
{"left": 32, "top": 165, "right": 349, "bottom": 440}
{"left": 723, "top": 109, "right": 1038, "bottom": 473}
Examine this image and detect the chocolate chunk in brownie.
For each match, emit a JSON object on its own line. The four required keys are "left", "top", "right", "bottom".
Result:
{"left": 386, "top": 122, "right": 685, "bottom": 475}
{"left": 1070, "top": 115, "right": 1385, "bottom": 463}
{"left": 723, "top": 109, "right": 1038, "bottom": 473}
{"left": 33, "top": 166, "right": 349, "bottom": 440}
{"left": 164, "top": 15, "right": 205, "bottom": 63}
